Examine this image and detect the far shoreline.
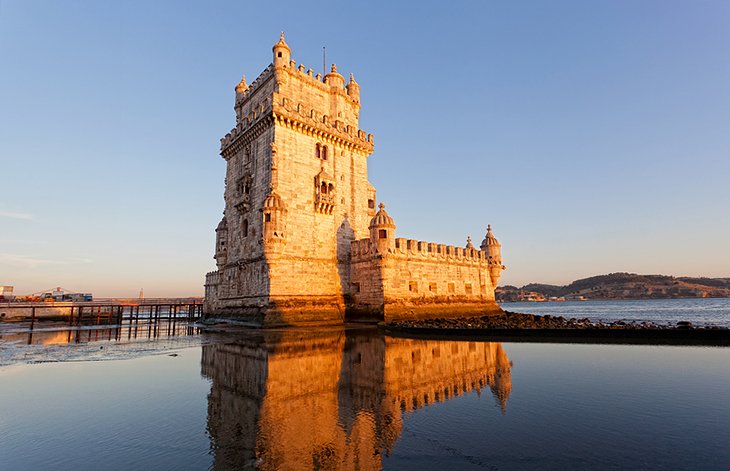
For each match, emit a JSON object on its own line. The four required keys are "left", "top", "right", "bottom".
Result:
{"left": 380, "top": 324, "right": 730, "bottom": 347}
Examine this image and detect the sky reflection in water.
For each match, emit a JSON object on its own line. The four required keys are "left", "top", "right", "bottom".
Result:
{"left": 1, "top": 327, "right": 728, "bottom": 470}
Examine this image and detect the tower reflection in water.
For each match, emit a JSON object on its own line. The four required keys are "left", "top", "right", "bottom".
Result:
{"left": 201, "top": 329, "right": 512, "bottom": 470}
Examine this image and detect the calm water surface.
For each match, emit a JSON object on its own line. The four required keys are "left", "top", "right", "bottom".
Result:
{"left": 1, "top": 306, "right": 729, "bottom": 470}
{"left": 501, "top": 297, "right": 730, "bottom": 327}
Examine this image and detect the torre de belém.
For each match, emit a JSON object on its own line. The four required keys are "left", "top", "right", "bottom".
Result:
{"left": 204, "top": 34, "right": 505, "bottom": 326}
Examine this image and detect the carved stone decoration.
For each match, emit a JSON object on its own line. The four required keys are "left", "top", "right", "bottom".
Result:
{"left": 314, "top": 168, "right": 336, "bottom": 215}
{"left": 234, "top": 174, "right": 253, "bottom": 212}
{"left": 204, "top": 33, "right": 504, "bottom": 326}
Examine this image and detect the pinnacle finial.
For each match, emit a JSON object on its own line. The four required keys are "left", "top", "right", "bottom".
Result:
{"left": 331, "top": 63, "right": 337, "bottom": 73}
{"left": 235, "top": 74, "right": 248, "bottom": 93}
{"left": 378, "top": 202, "right": 385, "bottom": 210}
{"left": 274, "top": 31, "right": 290, "bottom": 51}
{"left": 487, "top": 224, "right": 492, "bottom": 232}
{"left": 349, "top": 73, "right": 355, "bottom": 81}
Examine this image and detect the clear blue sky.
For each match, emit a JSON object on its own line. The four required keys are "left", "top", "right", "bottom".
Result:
{"left": 1, "top": 0, "right": 728, "bottom": 296}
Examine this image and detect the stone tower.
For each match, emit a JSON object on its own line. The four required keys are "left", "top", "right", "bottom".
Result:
{"left": 481, "top": 225, "right": 505, "bottom": 288}
{"left": 204, "top": 33, "right": 376, "bottom": 325}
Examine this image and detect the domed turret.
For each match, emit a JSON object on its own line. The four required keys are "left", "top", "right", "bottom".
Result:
{"left": 481, "top": 224, "right": 505, "bottom": 287}
{"left": 346, "top": 73, "right": 360, "bottom": 102}
{"left": 214, "top": 216, "right": 228, "bottom": 268}
{"left": 262, "top": 192, "right": 286, "bottom": 243}
{"left": 369, "top": 203, "right": 396, "bottom": 253}
{"left": 324, "top": 63, "right": 345, "bottom": 89}
{"left": 272, "top": 32, "right": 291, "bottom": 67}
{"left": 235, "top": 74, "right": 248, "bottom": 98}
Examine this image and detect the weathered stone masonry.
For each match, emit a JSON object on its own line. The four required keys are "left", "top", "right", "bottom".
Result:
{"left": 204, "top": 34, "right": 505, "bottom": 326}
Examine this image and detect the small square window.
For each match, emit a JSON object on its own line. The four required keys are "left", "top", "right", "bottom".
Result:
{"left": 368, "top": 199, "right": 375, "bottom": 209}
{"left": 379, "top": 229, "right": 387, "bottom": 239}
{"left": 265, "top": 213, "right": 271, "bottom": 222}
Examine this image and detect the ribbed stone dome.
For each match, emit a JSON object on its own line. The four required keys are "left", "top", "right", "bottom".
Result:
{"left": 263, "top": 192, "right": 284, "bottom": 209}
{"left": 481, "top": 224, "right": 499, "bottom": 247}
{"left": 369, "top": 203, "right": 395, "bottom": 229}
{"left": 235, "top": 74, "right": 248, "bottom": 94}
{"left": 272, "top": 32, "right": 290, "bottom": 52}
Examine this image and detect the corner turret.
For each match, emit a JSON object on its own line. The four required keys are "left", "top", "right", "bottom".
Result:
{"left": 369, "top": 203, "right": 396, "bottom": 253}
{"left": 235, "top": 74, "right": 248, "bottom": 99}
{"left": 272, "top": 32, "right": 291, "bottom": 68}
{"left": 214, "top": 217, "right": 228, "bottom": 268}
{"left": 262, "top": 192, "right": 286, "bottom": 245}
{"left": 346, "top": 73, "right": 360, "bottom": 102}
{"left": 324, "top": 63, "right": 345, "bottom": 89}
{"left": 481, "top": 225, "right": 505, "bottom": 287}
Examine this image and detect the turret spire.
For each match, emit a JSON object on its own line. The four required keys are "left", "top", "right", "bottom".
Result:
{"left": 235, "top": 74, "right": 248, "bottom": 94}
{"left": 272, "top": 31, "right": 291, "bottom": 66}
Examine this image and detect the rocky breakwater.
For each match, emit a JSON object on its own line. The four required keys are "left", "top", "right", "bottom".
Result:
{"left": 382, "top": 312, "right": 730, "bottom": 346}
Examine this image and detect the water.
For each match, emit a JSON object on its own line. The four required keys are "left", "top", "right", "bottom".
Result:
{"left": 0, "top": 301, "right": 729, "bottom": 470}
{"left": 501, "top": 297, "right": 730, "bottom": 327}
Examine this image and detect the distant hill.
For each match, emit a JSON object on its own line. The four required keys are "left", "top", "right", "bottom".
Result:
{"left": 497, "top": 273, "right": 730, "bottom": 302}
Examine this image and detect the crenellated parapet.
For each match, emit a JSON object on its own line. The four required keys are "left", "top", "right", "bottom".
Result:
{"left": 350, "top": 237, "right": 488, "bottom": 264}
{"left": 221, "top": 33, "right": 374, "bottom": 158}
{"left": 272, "top": 100, "right": 374, "bottom": 154}
{"left": 204, "top": 33, "right": 506, "bottom": 325}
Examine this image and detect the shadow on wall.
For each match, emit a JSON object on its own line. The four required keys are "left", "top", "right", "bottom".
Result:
{"left": 336, "top": 216, "right": 355, "bottom": 315}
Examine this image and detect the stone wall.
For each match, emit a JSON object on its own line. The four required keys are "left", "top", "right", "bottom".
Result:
{"left": 204, "top": 34, "right": 504, "bottom": 326}
{"left": 349, "top": 237, "right": 503, "bottom": 321}
{"left": 205, "top": 36, "right": 377, "bottom": 325}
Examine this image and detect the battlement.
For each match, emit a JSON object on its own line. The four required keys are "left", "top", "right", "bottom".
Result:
{"left": 221, "top": 60, "right": 374, "bottom": 155}
{"left": 234, "top": 64, "right": 274, "bottom": 104}
{"left": 205, "top": 34, "right": 504, "bottom": 325}
{"left": 350, "top": 237, "right": 487, "bottom": 263}
{"left": 205, "top": 271, "right": 220, "bottom": 286}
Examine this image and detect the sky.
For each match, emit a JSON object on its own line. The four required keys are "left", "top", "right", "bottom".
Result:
{"left": 1, "top": 0, "right": 729, "bottom": 297}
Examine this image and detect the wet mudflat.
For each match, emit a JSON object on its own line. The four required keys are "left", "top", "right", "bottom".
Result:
{"left": 1, "top": 323, "right": 729, "bottom": 470}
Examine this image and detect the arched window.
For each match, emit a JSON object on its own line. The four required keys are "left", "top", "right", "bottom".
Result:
{"left": 321, "top": 146, "right": 328, "bottom": 160}
{"left": 315, "top": 143, "right": 321, "bottom": 159}
{"left": 320, "top": 182, "right": 328, "bottom": 194}
{"left": 242, "top": 219, "right": 249, "bottom": 237}
{"left": 328, "top": 183, "right": 334, "bottom": 194}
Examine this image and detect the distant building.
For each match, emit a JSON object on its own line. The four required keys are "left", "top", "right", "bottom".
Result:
{"left": 0, "top": 286, "right": 14, "bottom": 301}
{"left": 204, "top": 34, "right": 505, "bottom": 326}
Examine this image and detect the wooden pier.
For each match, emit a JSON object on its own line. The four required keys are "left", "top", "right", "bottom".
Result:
{"left": 0, "top": 301, "right": 203, "bottom": 325}
{"left": 0, "top": 302, "right": 204, "bottom": 345}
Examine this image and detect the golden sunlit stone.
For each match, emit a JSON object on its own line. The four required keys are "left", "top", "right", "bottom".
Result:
{"left": 204, "top": 33, "right": 505, "bottom": 325}
{"left": 202, "top": 330, "right": 512, "bottom": 469}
